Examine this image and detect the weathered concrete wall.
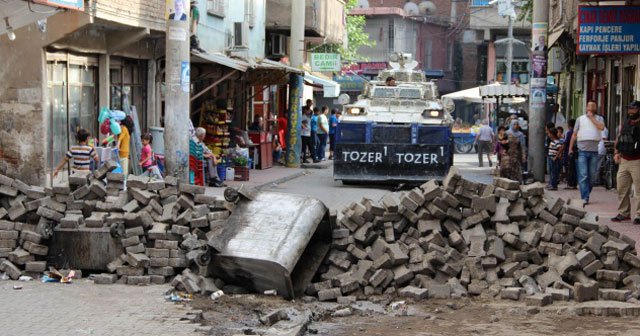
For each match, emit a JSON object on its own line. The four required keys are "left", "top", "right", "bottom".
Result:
{"left": 95, "top": 0, "right": 166, "bottom": 32}
{"left": 0, "top": 11, "right": 90, "bottom": 185}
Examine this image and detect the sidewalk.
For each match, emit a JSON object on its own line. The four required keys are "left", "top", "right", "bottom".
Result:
{"left": 544, "top": 185, "right": 640, "bottom": 250}
{"left": 204, "top": 165, "right": 309, "bottom": 197}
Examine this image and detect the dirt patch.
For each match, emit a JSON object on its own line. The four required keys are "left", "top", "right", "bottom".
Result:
{"left": 188, "top": 295, "right": 640, "bottom": 336}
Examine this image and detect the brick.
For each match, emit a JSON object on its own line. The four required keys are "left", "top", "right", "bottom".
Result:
{"left": 148, "top": 266, "right": 175, "bottom": 277}
{"left": 494, "top": 177, "right": 520, "bottom": 190}
{"left": 574, "top": 282, "right": 599, "bottom": 302}
{"left": 399, "top": 285, "right": 429, "bottom": 300}
{"left": 500, "top": 287, "right": 523, "bottom": 300}
{"left": 121, "top": 235, "right": 141, "bottom": 248}
{"left": 168, "top": 257, "right": 188, "bottom": 268}
{"left": 9, "top": 248, "right": 34, "bottom": 265}
{"left": 94, "top": 273, "right": 119, "bottom": 284}
{"left": 25, "top": 261, "right": 47, "bottom": 273}
{"left": 178, "top": 183, "right": 205, "bottom": 195}
{"left": 8, "top": 202, "right": 26, "bottom": 221}
{"left": 318, "top": 287, "right": 342, "bottom": 301}
{"left": 625, "top": 252, "right": 640, "bottom": 268}
{"left": 428, "top": 283, "right": 451, "bottom": 299}
{"left": 596, "top": 270, "right": 623, "bottom": 282}
{"left": 0, "top": 260, "right": 22, "bottom": 279}
{"left": 0, "top": 230, "right": 18, "bottom": 240}
{"left": 585, "top": 232, "right": 607, "bottom": 256}
{"left": 127, "top": 275, "right": 151, "bottom": 286}
{"left": 125, "top": 244, "right": 146, "bottom": 254}
{"left": 471, "top": 195, "right": 496, "bottom": 213}
{"left": 0, "top": 220, "right": 14, "bottom": 231}
{"left": 26, "top": 243, "right": 48, "bottom": 256}
{"left": 599, "top": 289, "right": 631, "bottom": 302}
{"left": 525, "top": 293, "right": 553, "bottom": 307}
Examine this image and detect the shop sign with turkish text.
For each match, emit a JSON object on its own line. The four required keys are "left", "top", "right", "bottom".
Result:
{"left": 311, "top": 53, "right": 341, "bottom": 72}
{"left": 577, "top": 6, "right": 640, "bottom": 54}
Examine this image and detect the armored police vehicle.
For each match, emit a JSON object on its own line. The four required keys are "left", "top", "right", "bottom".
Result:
{"left": 334, "top": 54, "right": 454, "bottom": 184}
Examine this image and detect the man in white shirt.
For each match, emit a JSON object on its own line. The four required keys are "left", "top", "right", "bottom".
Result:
{"left": 569, "top": 101, "right": 606, "bottom": 204}
{"left": 474, "top": 119, "right": 495, "bottom": 167}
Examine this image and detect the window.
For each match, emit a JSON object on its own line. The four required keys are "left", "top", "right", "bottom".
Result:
{"left": 110, "top": 58, "right": 147, "bottom": 129}
{"left": 245, "top": 0, "right": 255, "bottom": 28}
{"left": 207, "top": 0, "right": 225, "bottom": 17}
{"left": 388, "top": 18, "right": 395, "bottom": 53}
{"left": 424, "top": 39, "right": 432, "bottom": 69}
{"left": 46, "top": 56, "right": 97, "bottom": 175}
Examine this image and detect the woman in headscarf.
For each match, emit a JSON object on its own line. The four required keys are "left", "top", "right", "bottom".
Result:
{"left": 499, "top": 134, "right": 524, "bottom": 182}
{"left": 506, "top": 119, "right": 528, "bottom": 172}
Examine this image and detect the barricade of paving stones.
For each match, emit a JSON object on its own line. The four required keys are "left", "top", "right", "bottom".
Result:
{"left": 309, "top": 169, "right": 640, "bottom": 306}
{"left": 0, "top": 165, "right": 234, "bottom": 290}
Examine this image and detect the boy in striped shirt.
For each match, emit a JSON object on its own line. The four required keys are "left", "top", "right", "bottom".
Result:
{"left": 546, "top": 127, "right": 564, "bottom": 190}
{"left": 54, "top": 128, "right": 99, "bottom": 177}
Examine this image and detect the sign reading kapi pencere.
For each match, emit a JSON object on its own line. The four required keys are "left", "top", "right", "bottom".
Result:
{"left": 311, "top": 53, "right": 341, "bottom": 72}
{"left": 577, "top": 6, "right": 640, "bottom": 54}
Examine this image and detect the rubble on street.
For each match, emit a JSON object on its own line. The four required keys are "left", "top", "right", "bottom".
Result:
{"left": 0, "top": 166, "right": 235, "bottom": 287}
{"left": 309, "top": 169, "right": 640, "bottom": 306}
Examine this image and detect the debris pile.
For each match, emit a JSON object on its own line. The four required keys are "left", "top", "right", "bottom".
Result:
{"left": 0, "top": 167, "right": 234, "bottom": 286}
{"left": 310, "top": 170, "right": 640, "bottom": 305}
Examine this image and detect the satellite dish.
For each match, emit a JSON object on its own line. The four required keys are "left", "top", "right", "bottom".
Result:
{"left": 338, "top": 93, "right": 351, "bottom": 105}
{"left": 419, "top": 1, "right": 437, "bottom": 14}
{"left": 404, "top": 2, "right": 420, "bottom": 15}
{"left": 357, "top": 0, "right": 369, "bottom": 8}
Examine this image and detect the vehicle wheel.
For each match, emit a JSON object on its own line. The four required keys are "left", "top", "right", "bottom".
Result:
{"left": 455, "top": 143, "right": 473, "bottom": 154}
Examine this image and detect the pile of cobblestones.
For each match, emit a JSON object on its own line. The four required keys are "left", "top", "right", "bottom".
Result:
{"left": 0, "top": 164, "right": 233, "bottom": 287}
{"left": 309, "top": 169, "right": 640, "bottom": 306}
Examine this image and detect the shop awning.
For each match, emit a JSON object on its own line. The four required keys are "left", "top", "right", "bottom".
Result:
{"left": 255, "top": 59, "right": 304, "bottom": 74}
{"left": 190, "top": 51, "right": 250, "bottom": 72}
{"left": 548, "top": 27, "right": 566, "bottom": 49}
{"left": 442, "top": 86, "right": 483, "bottom": 103}
{"left": 480, "top": 83, "right": 529, "bottom": 98}
{"left": 305, "top": 72, "right": 340, "bottom": 98}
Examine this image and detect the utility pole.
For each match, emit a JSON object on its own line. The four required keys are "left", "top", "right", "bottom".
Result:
{"left": 528, "top": 0, "right": 550, "bottom": 182}
{"left": 285, "top": 0, "right": 305, "bottom": 168}
{"left": 506, "top": 15, "right": 513, "bottom": 84}
{"left": 164, "top": 0, "right": 191, "bottom": 182}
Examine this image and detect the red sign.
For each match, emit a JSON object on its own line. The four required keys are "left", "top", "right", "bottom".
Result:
{"left": 342, "top": 62, "right": 388, "bottom": 73}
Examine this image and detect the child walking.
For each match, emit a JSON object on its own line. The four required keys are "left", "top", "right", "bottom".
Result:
{"left": 139, "top": 133, "right": 163, "bottom": 180}
{"left": 53, "top": 128, "right": 99, "bottom": 177}
{"left": 547, "top": 127, "right": 564, "bottom": 190}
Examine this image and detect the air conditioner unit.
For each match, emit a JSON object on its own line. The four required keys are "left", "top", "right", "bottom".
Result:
{"left": 233, "top": 21, "right": 250, "bottom": 49}
{"left": 269, "top": 34, "right": 286, "bottom": 56}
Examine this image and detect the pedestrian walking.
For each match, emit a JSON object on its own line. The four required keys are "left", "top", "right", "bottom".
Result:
{"left": 506, "top": 120, "right": 527, "bottom": 173}
{"left": 328, "top": 108, "right": 339, "bottom": 160}
{"left": 499, "top": 134, "right": 524, "bottom": 182}
{"left": 564, "top": 118, "right": 577, "bottom": 189}
{"left": 310, "top": 107, "right": 319, "bottom": 163}
{"left": 316, "top": 106, "right": 329, "bottom": 161}
{"left": 301, "top": 108, "right": 312, "bottom": 163}
{"left": 53, "top": 128, "right": 99, "bottom": 178}
{"left": 474, "top": 119, "right": 494, "bottom": 167}
{"left": 546, "top": 127, "right": 564, "bottom": 190}
{"left": 612, "top": 101, "right": 640, "bottom": 223}
{"left": 569, "top": 101, "right": 606, "bottom": 204}
{"left": 118, "top": 116, "right": 134, "bottom": 177}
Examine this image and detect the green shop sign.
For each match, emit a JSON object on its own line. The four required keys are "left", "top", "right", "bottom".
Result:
{"left": 311, "top": 53, "right": 341, "bottom": 72}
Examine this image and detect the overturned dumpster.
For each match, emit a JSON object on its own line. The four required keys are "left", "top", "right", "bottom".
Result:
{"left": 207, "top": 190, "right": 332, "bottom": 299}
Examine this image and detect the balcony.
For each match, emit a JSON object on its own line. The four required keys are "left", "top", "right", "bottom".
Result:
{"left": 266, "top": 0, "right": 345, "bottom": 44}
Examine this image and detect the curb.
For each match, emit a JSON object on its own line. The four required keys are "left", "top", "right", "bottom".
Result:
{"left": 255, "top": 170, "right": 308, "bottom": 190}
{"left": 300, "top": 162, "right": 331, "bottom": 170}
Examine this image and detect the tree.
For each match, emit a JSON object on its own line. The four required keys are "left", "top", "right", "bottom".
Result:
{"left": 311, "top": 0, "right": 375, "bottom": 63}
{"left": 340, "top": 0, "right": 376, "bottom": 62}
{"left": 517, "top": 0, "right": 533, "bottom": 23}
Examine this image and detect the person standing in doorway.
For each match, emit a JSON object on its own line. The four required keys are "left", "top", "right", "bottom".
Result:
{"left": 328, "top": 108, "right": 339, "bottom": 160}
{"left": 612, "top": 101, "right": 640, "bottom": 223}
{"left": 316, "top": 106, "right": 330, "bottom": 161}
{"left": 118, "top": 116, "right": 134, "bottom": 177}
{"left": 474, "top": 119, "right": 495, "bottom": 167}
{"left": 569, "top": 101, "right": 605, "bottom": 204}
{"left": 310, "top": 107, "right": 319, "bottom": 163}
{"left": 564, "top": 118, "right": 577, "bottom": 189}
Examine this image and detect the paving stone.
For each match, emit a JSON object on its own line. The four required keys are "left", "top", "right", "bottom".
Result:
{"left": 525, "top": 293, "right": 553, "bottom": 307}
{"left": 574, "top": 282, "right": 599, "bottom": 302}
